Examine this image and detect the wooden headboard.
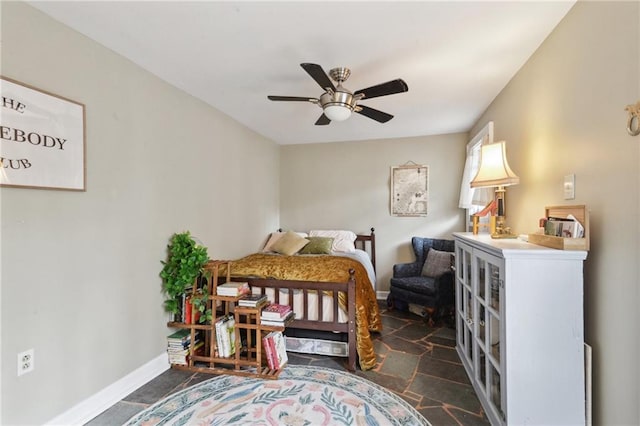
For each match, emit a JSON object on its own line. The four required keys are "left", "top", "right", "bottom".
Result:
{"left": 275, "top": 227, "right": 376, "bottom": 274}
{"left": 356, "top": 227, "right": 376, "bottom": 274}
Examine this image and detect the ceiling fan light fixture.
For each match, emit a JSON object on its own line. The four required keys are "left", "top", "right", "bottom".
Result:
{"left": 324, "top": 104, "right": 352, "bottom": 121}
{"left": 320, "top": 89, "right": 358, "bottom": 122}
{"left": 267, "top": 63, "right": 409, "bottom": 125}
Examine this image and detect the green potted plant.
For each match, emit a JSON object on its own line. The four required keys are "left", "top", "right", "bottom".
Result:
{"left": 160, "top": 231, "right": 209, "bottom": 320}
{"left": 190, "top": 289, "right": 213, "bottom": 324}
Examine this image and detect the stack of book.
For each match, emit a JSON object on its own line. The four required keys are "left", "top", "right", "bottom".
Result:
{"left": 238, "top": 293, "right": 269, "bottom": 308}
{"left": 214, "top": 315, "right": 237, "bottom": 358}
{"left": 216, "top": 281, "right": 250, "bottom": 297}
{"left": 263, "top": 330, "right": 288, "bottom": 370}
{"left": 167, "top": 329, "right": 203, "bottom": 365}
{"left": 260, "top": 303, "right": 294, "bottom": 327}
{"left": 181, "top": 291, "right": 202, "bottom": 324}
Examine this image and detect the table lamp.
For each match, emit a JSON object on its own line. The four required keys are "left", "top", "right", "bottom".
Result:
{"left": 470, "top": 141, "right": 520, "bottom": 238}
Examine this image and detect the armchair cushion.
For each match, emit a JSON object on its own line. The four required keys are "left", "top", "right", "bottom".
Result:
{"left": 391, "top": 276, "right": 438, "bottom": 296}
{"left": 421, "top": 248, "right": 454, "bottom": 278}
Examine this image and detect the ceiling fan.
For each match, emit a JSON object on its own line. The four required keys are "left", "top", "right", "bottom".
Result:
{"left": 267, "top": 63, "right": 408, "bottom": 125}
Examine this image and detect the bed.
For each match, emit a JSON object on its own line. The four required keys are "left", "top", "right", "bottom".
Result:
{"left": 210, "top": 228, "right": 381, "bottom": 371}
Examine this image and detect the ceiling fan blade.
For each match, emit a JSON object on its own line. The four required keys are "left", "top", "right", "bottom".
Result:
{"left": 355, "top": 79, "right": 408, "bottom": 100}
{"left": 356, "top": 105, "right": 394, "bottom": 123}
{"left": 315, "top": 114, "right": 331, "bottom": 126}
{"left": 301, "top": 63, "right": 335, "bottom": 91}
{"left": 268, "top": 95, "right": 318, "bottom": 102}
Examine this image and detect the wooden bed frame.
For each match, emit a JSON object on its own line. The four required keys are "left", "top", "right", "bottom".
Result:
{"left": 224, "top": 228, "right": 376, "bottom": 371}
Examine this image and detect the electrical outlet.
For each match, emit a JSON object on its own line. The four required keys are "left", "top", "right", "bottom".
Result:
{"left": 17, "top": 349, "right": 34, "bottom": 376}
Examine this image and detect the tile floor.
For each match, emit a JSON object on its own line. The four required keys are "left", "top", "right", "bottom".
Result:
{"left": 87, "top": 302, "right": 490, "bottom": 425}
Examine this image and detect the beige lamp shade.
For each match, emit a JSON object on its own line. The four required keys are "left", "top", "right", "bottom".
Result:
{"left": 470, "top": 141, "right": 520, "bottom": 188}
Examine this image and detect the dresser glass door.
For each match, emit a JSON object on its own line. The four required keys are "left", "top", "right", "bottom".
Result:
{"left": 455, "top": 243, "right": 474, "bottom": 367}
{"left": 474, "top": 251, "right": 505, "bottom": 422}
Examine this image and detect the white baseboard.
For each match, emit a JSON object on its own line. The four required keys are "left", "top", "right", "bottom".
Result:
{"left": 376, "top": 290, "right": 389, "bottom": 300}
{"left": 45, "top": 353, "right": 168, "bottom": 426}
{"left": 45, "top": 292, "right": 390, "bottom": 424}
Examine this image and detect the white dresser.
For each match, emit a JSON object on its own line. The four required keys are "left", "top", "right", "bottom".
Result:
{"left": 453, "top": 233, "right": 587, "bottom": 425}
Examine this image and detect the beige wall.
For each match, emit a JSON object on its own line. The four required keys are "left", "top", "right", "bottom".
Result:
{"left": 3, "top": 1, "right": 638, "bottom": 425}
{"left": 1, "top": 3, "right": 279, "bottom": 424}
{"left": 280, "top": 134, "right": 467, "bottom": 292}
{"left": 469, "top": 1, "right": 640, "bottom": 424}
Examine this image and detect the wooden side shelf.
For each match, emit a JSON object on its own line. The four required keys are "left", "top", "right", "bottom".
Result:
{"left": 166, "top": 260, "right": 286, "bottom": 379}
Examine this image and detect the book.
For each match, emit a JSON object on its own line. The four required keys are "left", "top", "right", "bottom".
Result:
{"left": 167, "top": 330, "right": 202, "bottom": 365}
{"left": 262, "top": 332, "right": 277, "bottom": 370}
{"left": 214, "top": 315, "right": 237, "bottom": 357}
{"left": 180, "top": 288, "right": 193, "bottom": 322}
{"left": 260, "top": 311, "right": 294, "bottom": 327}
{"left": 215, "top": 316, "right": 229, "bottom": 357}
{"left": 184, "top": 294, "right": 201, "bottom": 324}
{"left": 216, "top": 282, "right": 250, "bottom": 297}
{"left": 238, "top": 294, "right": 269, "bottom": 307}
{"left": 168, "top": 341, "right": 204, "bottom": 365}
{"left": 167, "top": 329, "right": 190, "bottom": 342}
{"left": 260, "top": 303, "right": 292, "bottom": 320}
{"left": 271, "top": 331, "right": 288, "bottom": 369}
{"left": 168, "top": 334, "right": 200, "bottom": 350}
{"left": 167, "top": 329, "right": 200, "bottom": 345}
{"left": 227, "top": 316, "right": 237, "bottom": 357}
{"left": 262, "top": 331, "right": 288, "bottom": 369}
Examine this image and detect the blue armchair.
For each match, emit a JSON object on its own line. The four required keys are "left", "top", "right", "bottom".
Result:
{"left": 387, "top": 237, "right": 455, "bottom": 326}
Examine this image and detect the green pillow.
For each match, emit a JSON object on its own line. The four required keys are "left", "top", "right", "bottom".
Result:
{"left": 271, "top": 231, "right": 309, "bottom": 256}
{"left": 299, "top": 237, "right": 334, "bottom": 255}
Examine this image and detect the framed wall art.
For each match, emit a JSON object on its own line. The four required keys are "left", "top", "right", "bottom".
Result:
{"left": 0, "top": 76, "right": 86, "bottom": 191}
{"left": 390, "top": 163, "right": 429, "bottom": 217}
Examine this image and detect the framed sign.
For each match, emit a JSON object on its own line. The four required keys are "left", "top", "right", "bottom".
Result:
{"left": 391, "top": 164, "right": 429, "bottom": 217}
{"left": 0, "top": 77, "right": 86, "bottom": 191}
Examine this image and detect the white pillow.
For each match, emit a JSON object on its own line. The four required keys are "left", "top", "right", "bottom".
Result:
{"left": 308, "top": 230, "right": 357, "bottom": 253}
{"left": 262, "top": 231, "right": 308, "bottom": 252}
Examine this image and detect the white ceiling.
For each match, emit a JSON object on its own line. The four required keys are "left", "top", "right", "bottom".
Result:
{"left": 28, "top": 1, "right": 575, "bottom": 145}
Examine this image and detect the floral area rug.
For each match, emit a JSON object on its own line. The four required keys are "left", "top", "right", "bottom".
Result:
{"left": 125, "top": 365, "right": 430, "bottom": 425}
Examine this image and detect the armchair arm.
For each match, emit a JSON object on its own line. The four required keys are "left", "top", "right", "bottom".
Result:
{"left": 393, "top": 262, "right": 423, "bottom": 278}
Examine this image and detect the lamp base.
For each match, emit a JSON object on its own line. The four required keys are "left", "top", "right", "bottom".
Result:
{"left": 490, "top": 216, "right": 518, "bottom": 239}
{"left": 491, "top": 231, "right": 518, "bottom": 239}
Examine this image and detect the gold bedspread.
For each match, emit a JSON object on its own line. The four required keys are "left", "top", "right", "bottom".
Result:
{"left": 216, "top": 253, "right": 382, "bottom": 370}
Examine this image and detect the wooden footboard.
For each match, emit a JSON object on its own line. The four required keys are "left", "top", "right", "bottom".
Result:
{"left": 228, "top": 270, "right": 358, "bottom": 371}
